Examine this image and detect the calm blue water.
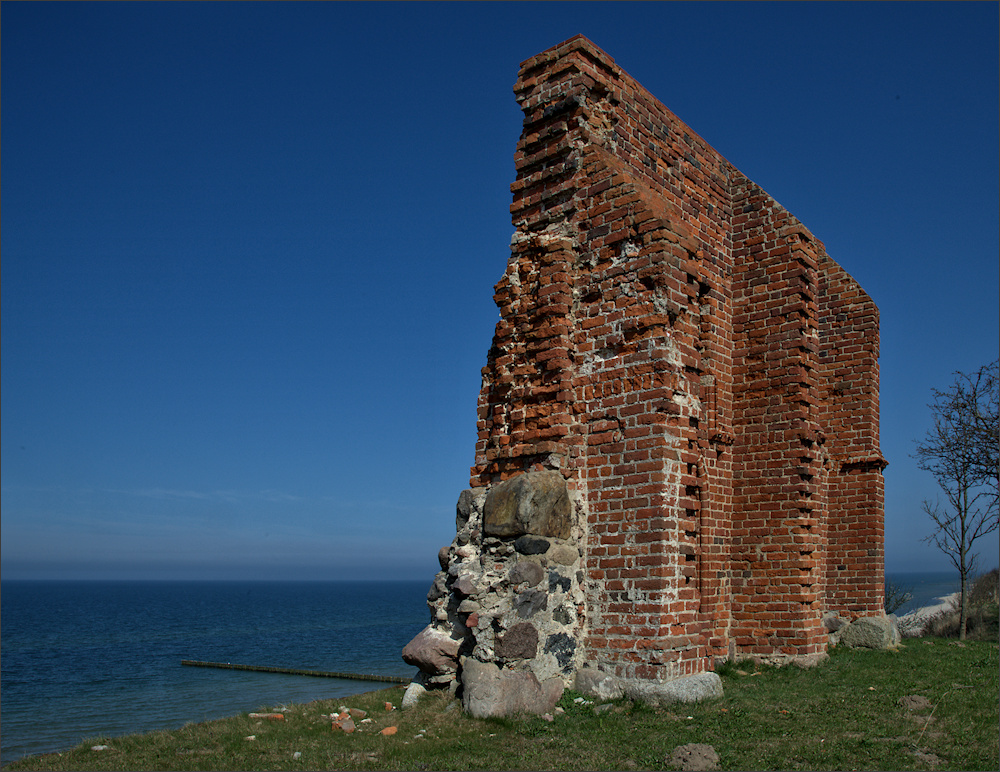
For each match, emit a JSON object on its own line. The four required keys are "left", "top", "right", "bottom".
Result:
{"left": 887, "top": 571, "right": 961, "bottom": 616}
{"left": 0, "top": 581, "right": 428, "bottom": 767}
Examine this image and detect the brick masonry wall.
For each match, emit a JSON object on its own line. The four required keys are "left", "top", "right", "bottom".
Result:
{"left": 818, "top": 258, "right": 885, "bottom": 616}
{"left": 470, "top": 35, "right": 885, "bottom": 678}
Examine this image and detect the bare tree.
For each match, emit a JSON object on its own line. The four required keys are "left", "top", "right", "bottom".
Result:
{"left": 914, "top": 360, "right": 999, "bottom": 639}
{"left": 884, "top": 578, "right": 913, "bottom": 615}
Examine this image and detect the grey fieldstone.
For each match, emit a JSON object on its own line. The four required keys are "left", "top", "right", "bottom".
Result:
{"left": 575, "top": 667, "right": 625, "bottom": 700}
{"left": 457, "top": 598, "right": 479, "bottom": 614}
{"left": 401, "top": 625, "right": 461, "bottom": 675}
{"left": 427, "top": 572, "right": 448, "bottom": 602}
{"left": 456, "top": 489, "right": 476, "bottom": 530}
{"left": 437, "top": 546, "right": 450, "bottom": 570}
{"left": 549, "top": 543, "right": 580, "bottom": 565}
{"left": 510, "top": 560, "right": 545, "bottom": 587}
{"left": 452, "top": 573, "right": 478, "bottom": 597}
{"left": 460, "top": 658, "right": 564, "bottom": 718}
{"left": 401, "top": 680, "right": 427, "bottom": 709}
{"left": 483, "top": 471, "right": 571, "bottom": 539}
{"left": 822, "top": 611, "right": 847, "bottom": 632}
{"left": 624, "top": 672, "right": 723, "bottom": 705}
{"left": 837, "top": 615, "right": 901, "bottom": 649}
{"left": 515, "top": 590, "right": 547, "bottom": 618}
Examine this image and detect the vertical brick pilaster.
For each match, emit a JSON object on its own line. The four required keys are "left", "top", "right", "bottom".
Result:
{"left": 818, "top": 257, "right": 886, "bottom": 616}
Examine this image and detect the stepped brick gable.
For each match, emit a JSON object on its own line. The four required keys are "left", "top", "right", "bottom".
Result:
{"left": 405, "top": 36, "right": 886, "bottom": 708}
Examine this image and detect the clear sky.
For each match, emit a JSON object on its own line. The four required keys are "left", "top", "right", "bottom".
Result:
{"left": 3, "top": 2, "right": 997, "bottom": 582}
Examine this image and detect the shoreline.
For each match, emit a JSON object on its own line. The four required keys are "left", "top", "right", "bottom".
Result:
{"left": 895, "top": 591, "right": 960, "bottom": 635}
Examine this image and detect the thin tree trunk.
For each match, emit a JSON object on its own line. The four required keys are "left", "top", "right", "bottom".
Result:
{"left": 959, "top": 574, "right": 968, "bottom": 640}
{"left": 959, "top": 487, "right": 969, "bottom": 640}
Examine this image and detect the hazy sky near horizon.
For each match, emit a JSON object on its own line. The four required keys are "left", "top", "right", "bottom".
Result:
{"left": 3, "top": 2, "right": 997, "bottom": 581}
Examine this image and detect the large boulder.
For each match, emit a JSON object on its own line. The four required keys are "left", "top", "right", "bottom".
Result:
{"left": 460, "top": 658, "right": 563, "bottom": 718}
{"left": 624, "top": 672, "right": 723, "bottom": 705}
{"left": 483, "top": 471, "right": 571, "bottom": 539}
{"left": 401, "top": 625, "right": 461, "bottom": 675}
{"left": 836, "top": 615, "right": 901, "bottom": 649}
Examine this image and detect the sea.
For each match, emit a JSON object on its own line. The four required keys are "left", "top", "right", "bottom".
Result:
{"left": 0, "top": 571, "right": 962, "bottom": 767}
{"left": 0, "top": 580, "right": 428, "bottom": 767}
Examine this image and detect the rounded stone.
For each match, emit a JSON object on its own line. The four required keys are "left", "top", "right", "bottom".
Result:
{"left": 514, "top": 536, "right": 550, "bottom": 555}
{"left": 401, "top": 625, "right": 461, "bottom": 675}
{"left": 510, "top": 560, "right": 545, "bottom": 587}
{"left": 549, "top": 544, "right": 579, "bottom": 565}
{"left": 837, "top": 615, "right": 901, "bottom": 649}
{"left": 624, "top": 672, "right": 723, "bottom": 705}
{"left": 483, "top": 471, "right": 571, "bottom": 539}
{"left": 460, "top": 658, "right": 563, "bottom": 719}
{"left": 575, "top": 667, "right": 624, "bottom": 700}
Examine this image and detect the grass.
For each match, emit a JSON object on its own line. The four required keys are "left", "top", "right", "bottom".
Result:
{"left": 7, "top": 638, "right": 997, "bottom": 771}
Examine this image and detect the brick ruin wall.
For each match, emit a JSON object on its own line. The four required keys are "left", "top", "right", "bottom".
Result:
{"left": 406, "top": 36, "right": 886, "bottom": 696}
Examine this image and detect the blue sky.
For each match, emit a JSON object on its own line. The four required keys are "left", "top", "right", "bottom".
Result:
{"left": 2, "top": 2, "right": 997, "bottom": 581}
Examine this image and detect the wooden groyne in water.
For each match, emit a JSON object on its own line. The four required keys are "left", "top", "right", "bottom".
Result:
{"left": 181, "top": 660, "right": 410, "bottom": 684}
